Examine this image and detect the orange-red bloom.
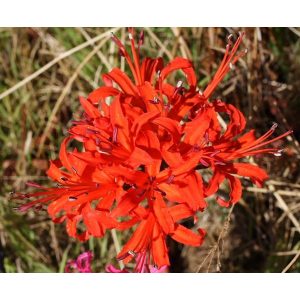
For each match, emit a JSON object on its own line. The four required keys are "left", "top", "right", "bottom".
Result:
{"left": 16, "top": 29, "right": 292, "bottom": 269}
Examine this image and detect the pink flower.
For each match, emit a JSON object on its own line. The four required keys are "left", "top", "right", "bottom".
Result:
{"left": 65, "top": 251, "right": 93, "bottom": 273}
{"left": 106, "top": 252, "right": 168, "bottom": 273}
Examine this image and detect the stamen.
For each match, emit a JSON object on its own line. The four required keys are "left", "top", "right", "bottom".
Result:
{"left": 204, "top": 131, "right": 210, "bottom": 143}
{"left": 139, "top": 31, "right": 144, "bottom": 46}
{"left": 60, "top": 177, "right": 68, "bottom": 181}
{"left": 110, "top": 32, "right": 126, "bottom": 57}
{"left": 72, "top": 166, "right": 78, "bottom": 175}
{"left": 128, "top": 33, "right": 133, "bottom": 40}
{"left": 86, "top": 129, "right": 100, "bottom": 134}
{"left": 209, "top": 150, "right": 220, "bottom": 157}
{"left": 26, "top": 181, "right": 43, "bottom": 188}
{"left": 95, "top": 139, "right": 112, "bottom": 155}
{"left": 200, "top": 158, "right": 209, "bottom": 167}
{"left": 229, "top": 62, "right": 234, "bottom": 70}
{"left": 68, "top": 196, "right": 77, "bottom": 201}
{"left": 198, "top": 89, "right": 203, "bottom": 96}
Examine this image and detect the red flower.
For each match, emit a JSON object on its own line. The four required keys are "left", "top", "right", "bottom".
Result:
{"left": 16, "top": 29, "right": 292, "bottom": 270}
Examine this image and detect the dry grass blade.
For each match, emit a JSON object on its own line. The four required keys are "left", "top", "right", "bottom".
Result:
{"left": 282, "top": 251, "right": 300, "bottom": 273}
{"left": 111, "top": 229, "right": 124, "bottom": 270}
{"left": 37, "top": 36, "right": 111, "bottom": 156}
{"left": 144, "top": 28, "right": 173, "bottom": 60}
{"left": 0, "top": 27, "right": 119, "bottom": 101}
{"left": 171, "top": 27, "right": 192, "bottom": 59}
{"left": 289, "top": 27, "right": 300, "bottom": 38}
{"left": 77, "top": 28, "right": 113, "bottom": 70}
{"left": 269, "top": 184, "right": 300, "bottom": 234}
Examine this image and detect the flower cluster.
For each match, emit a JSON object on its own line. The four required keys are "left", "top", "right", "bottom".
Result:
{"left": 16, "top": 29, "right": 292, "bottom": 270}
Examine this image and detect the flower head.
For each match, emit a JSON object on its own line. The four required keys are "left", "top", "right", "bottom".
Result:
{"left": 15, "top": 29, "right": 292, "bottom": 270}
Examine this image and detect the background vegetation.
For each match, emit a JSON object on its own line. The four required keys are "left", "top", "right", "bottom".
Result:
{"left": 0, "top": 27, "right": 299, "bottom": 273}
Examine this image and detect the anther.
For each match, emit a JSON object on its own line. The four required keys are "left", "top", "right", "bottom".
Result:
{"left": 215, "top": 161, "right": 226, "bottom": 166}
{"left": 128, "top": 33, "right": 133, "bottom": 40}
{"left": 229, "top": 62, "right": 234, "bottom": 70}
{"left": 198, "top": 89, "right": 203, "bottom": 96}
{"left": 274, "top": 149, "right": 284, "bottom": 157}
{"left": 68, "top": 196, "right": 77, "bottom": 201}
{"left": 128, "top": 250, "right": 137, "bottom": 257}
{"left": 271, "top": 122, "right": 278, "bottom": 131}
{"left": 164, "top": 103, "right": 173, "bottom": 112}
{"left": 149, "top": 97, "right": 160, "bottom": 104}
{"left": 176, "top": 81, "right": 183, "bottom": 88}
{"left": 96, "top": 147, "right": 110, "bottom": 155}
{"left": 227, "top": 34, "right": 233, "bottom": 42}
{"left": 60, "top": 177, "right": 68, "bottom": 181}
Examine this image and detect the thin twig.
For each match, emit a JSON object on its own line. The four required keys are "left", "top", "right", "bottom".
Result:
{"left": 197, "top": 205, "right": 234, "bottom": 273}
